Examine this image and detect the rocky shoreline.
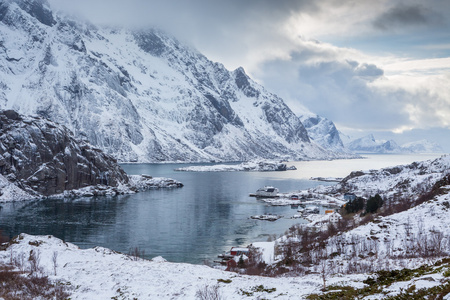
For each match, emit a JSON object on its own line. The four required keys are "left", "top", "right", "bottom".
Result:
{"left": 0, "top": 110, "right": 183, "bottom": 202}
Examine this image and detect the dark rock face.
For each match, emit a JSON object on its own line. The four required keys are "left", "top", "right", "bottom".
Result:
{"left": 16, "top": 0, "right": 56, "bottom": 27}
{"left": 0, "top": 110, "right": 128, "bottom": 196}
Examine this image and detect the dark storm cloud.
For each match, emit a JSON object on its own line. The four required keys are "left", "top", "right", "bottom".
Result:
{"left": 48, "top": 0, "right": 326, "bottom": 68}
{"left": 373, "top": 4, "right": 430, "bottom": 31}
{"left": 49, "top": 0, "right": 319, "bottom": 28}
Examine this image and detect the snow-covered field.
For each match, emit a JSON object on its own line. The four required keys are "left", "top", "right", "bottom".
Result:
{"left": 1, "top": 232, "right": 449, "bottom": 299}
{"left": 0, "top": 234, "right": 371, "bottom": 299}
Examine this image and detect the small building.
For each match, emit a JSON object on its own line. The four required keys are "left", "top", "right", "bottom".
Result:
{"left": 230, "top": 247, "right": 249, "bottom": 256}
{"left": 344, "top": 193, "right": 356, "bottom": 201}
{"left": 226, "top": 254, "right": 249, "bottom": 271}
{"left": 329, "top": 212, "right": 342, "bottom": 224}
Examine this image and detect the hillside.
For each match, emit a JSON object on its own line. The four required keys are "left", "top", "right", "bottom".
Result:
{"left": 0, "top": 0, "right": 349, "bottom": 162}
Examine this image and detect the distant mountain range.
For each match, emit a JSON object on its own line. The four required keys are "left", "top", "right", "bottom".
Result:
{"left": 344, "top": 134, "right": 443, "bottom": 154}
{"left": 0, "top": 0, "right": 356, "bottom": 162}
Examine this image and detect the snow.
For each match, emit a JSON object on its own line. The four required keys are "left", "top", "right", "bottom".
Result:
{"left": 0, "top": 234, "right": 339, "bottom": 299}
{"left": 0, "top": 175, "right": 183, "bottom": 203}
{"left": 174, "top": 160, "right": 296, "bottom": 172}
{"left": 0, "top": 0, "right": 353, "bottom": 163}
{"left": 0, "top": 174, "right": 37, "bottom": 202}
{"left": 2, "top": 155, "right": 450, "bottom": 298}
{"left": 250, "top": 214, "right": 282, "bottom": 221}
{"left": 252, "top": 242, "right": 275, "bottom": 264}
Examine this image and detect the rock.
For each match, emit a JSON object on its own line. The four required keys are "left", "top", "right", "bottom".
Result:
{"left": 0, "top": 110, "right": 128, "bottom": 196}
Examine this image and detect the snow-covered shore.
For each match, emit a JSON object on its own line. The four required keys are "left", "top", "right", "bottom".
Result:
{"left": 0, "top": 174, "right": 183, "bottom": 203}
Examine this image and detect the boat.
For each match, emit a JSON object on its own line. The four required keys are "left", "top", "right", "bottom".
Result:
{"left": 290, "top": 194, "right": 299, "bottom": 200}
{"left": 304, "top": 206, "right": 320, "bottom": 214}
{"left": 249, "top": 186, "right": 279, "bottom": 198}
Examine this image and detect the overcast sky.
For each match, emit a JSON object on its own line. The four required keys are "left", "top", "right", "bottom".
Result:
{"left": 50, "top": 0, "right": 450, "bottom": 151}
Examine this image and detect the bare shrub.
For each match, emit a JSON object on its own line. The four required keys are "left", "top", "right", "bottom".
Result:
{"left": 13, "top": 252, "right": 26, "bottom": 272}
{"left": 29, "top": 249, "right": 42, "bottom": 275}
{"left": 52, "top": 251, "right": 58, "bottom": 276}
{"left": 0, "top": 263, "right": 70, "bottom": 299}
{"left": 128, "top": 246, "right": 145, "bottom": 261}
{"left": 195, "top": 284, "right": 223, "bottom": 300}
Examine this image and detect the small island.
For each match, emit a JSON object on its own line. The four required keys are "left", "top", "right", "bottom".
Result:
{"left": 175, "top": 160, "right": 296, "bottom": 172}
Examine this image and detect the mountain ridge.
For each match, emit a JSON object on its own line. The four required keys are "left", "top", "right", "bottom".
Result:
{"left": 0, "top": 0, "right": 348, "bottom": 162}
{"left": 346, "top": 134, "right": 444, "bottom": 154}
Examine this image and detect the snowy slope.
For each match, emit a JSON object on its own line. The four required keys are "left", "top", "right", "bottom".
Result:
{"left": 297, "top": 155, "right": 450, "bottom": 259}
{"left": 402, "top": 139, "right": 444, "bottom": 153}
{"left": 299, "top": 113, "right": 347, "bottom": 153}
{"left": 0, "top": 0, "right": 342, "bottom": 162}
{"left": 346, "top": 134, "right": 402, "bottom": 153}
{"left": 0, "top": 233, "right": 381, "bottom": 299}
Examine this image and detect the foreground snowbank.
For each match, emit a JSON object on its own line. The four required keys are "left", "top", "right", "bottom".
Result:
{"left": 175, "top": 160, "right": 296, "bottom": 172}
{"left": 0, "top": 234, "right": 362, "bottom": 299}
{"left": 3, "top": 233, "right": 449, "bottom": 299}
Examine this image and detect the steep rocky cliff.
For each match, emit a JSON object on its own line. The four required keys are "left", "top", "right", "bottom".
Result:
{"left": 0, "top": 110, "right": 129, "bottom": 197}
{"left": 299, "top": 113, "right": 346, "bottom": 153}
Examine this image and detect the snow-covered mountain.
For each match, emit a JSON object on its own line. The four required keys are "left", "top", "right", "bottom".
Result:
{"left": 299, "top": 113, "right": 346, "bottom": 153}
{"left": 346, "top": 134, "right": 402, "bottom": 153}
{"left": 401, "top": 139, "right": 444, "bottom": 153}
{"left": 346, "top": 134, "right": 443, "bottom": 154}
{"left": 0, "top": 0, "right": 343, "bottom": 162}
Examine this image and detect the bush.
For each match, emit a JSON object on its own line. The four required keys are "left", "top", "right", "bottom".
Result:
{"left": 195, "top": 284, "right": 223, "bottom": 300}
{"left": 0, "top": 263, "right": 71, "bottom": 299}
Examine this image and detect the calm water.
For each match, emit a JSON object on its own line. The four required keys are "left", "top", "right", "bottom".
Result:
{"left": 0, "top": 154, "right": 443, "bottom": 264}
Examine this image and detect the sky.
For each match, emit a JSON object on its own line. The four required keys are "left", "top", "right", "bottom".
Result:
{"left": 49, "top": 0, "right": 450, "bottom": 151}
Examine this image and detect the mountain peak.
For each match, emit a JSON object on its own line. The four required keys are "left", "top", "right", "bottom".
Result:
{"left": 0, "top": 4, "right": 340, "bottom": 162}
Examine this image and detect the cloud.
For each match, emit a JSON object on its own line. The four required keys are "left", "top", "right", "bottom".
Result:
{"left": 254, "top": 37, "right": 450, "bottom": 136}
{"left": 372, "top": 4, "right": 430, "bottom": 31}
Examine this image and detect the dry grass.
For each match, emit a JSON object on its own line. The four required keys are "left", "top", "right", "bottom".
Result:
{"left": 0, "top": 263, "right": 71, "bottom": 300}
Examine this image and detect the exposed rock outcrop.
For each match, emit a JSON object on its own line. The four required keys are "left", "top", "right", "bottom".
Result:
{"left": 0, "top": 110, "right": 129, "bottom": 197}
